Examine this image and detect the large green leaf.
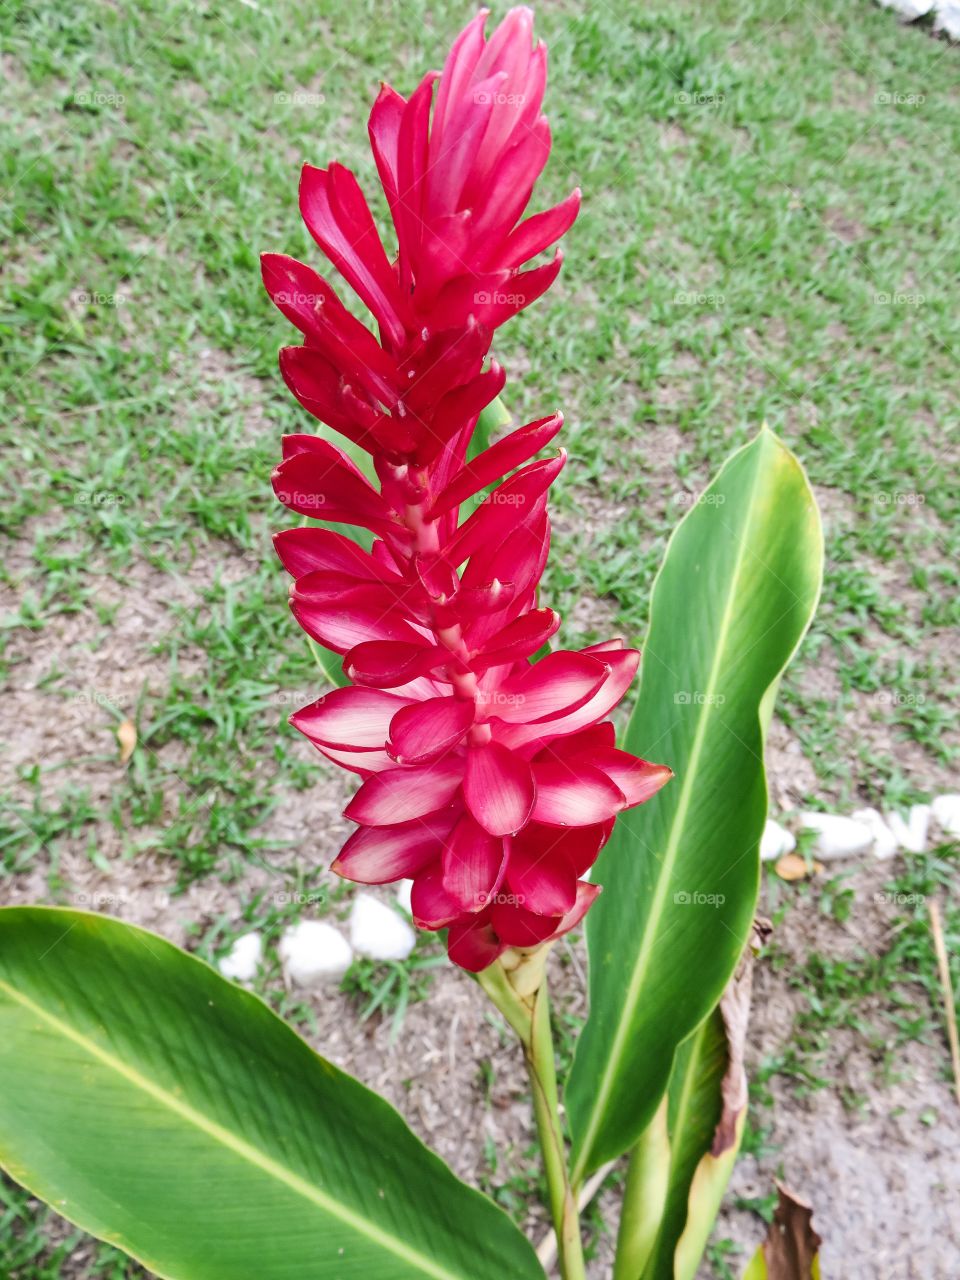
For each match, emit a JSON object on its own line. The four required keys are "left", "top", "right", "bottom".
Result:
{"left": 568, "top": 427, "right": 822, "bottom": 1179}
{"left": 0, "top": 908, "right": 544, "bottom": 1280}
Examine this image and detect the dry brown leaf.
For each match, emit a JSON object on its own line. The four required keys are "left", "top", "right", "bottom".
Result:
{"left": 762, "top": 1181, "right": 823, "bottom": 1279}
{"left": 712, "top": 917, "right": 768, "bottom": 1155}
{"left": 117, "top": 718, "right": 137, "bottom": 764}
{"left": 774, "top": 853, "right": 824, "bottom": 882}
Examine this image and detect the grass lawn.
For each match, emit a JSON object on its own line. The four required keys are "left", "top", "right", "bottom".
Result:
{"left": 1, "top": 1, "right": 957, "bottom": 1275}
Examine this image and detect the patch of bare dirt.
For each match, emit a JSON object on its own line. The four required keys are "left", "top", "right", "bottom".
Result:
{"left": 822, "top": 205, "right": 868, "bottom": 244}
{"left": 709, "top": 859, "right": 960, "bottom": 1280}
{"left": 2, "top": 540, "right": 248, "bottom": 819}
{"left": 659, "top": 121, "right": 691, "bottom": 150}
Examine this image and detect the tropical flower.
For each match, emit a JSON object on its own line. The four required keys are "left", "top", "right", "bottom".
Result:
{"left": 264, "top": 7, "right": 671, "bottom": 971}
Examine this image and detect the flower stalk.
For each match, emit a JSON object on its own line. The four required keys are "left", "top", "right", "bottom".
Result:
{"left": 478, "top": 953, "right": 585, "bottom": 1280}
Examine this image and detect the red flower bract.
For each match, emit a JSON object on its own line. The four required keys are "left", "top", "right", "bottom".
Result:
{"left": 265, "top": 7, "right": 671, "bottom": 971}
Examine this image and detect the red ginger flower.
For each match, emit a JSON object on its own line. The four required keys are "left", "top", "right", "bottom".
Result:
{"left": 264, "top": 7, "right": 671, "bottom": 972}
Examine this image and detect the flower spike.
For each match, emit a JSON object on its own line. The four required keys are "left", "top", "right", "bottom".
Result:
{"left": 265, "top": 8, "right": 670, "bottom": 971}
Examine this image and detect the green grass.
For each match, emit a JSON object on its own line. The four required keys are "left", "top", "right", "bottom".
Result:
{"left": 0, "top": 1181, "right": 141, "bottom": 1280}
{"left": 1, "top": 0, "right": 959, "bottom": 1274}
{"left": 755, "top": 843, "right": 960, "bottom": 1107}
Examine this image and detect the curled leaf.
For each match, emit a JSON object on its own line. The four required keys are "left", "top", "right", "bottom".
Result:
{"left": 117, "top": 718, "right": 137, "bottom": 765}
{"left": 756, "top": 1182, "right": 823, "bottom": 1280}
{"left": 712, "top": 928, "right": 756, "bottom": 1156}
{"left": 774, "top": 852, "right": 823, "bottom": 882}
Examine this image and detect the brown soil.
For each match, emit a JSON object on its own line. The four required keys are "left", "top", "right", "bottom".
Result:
{"left": 712, "top": 860, "right": 960, "bottom": 1280}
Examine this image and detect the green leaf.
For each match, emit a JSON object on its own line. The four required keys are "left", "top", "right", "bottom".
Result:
{"left": 611, "top": 1097, "right": 671, "bottom": 1279}
{"left": 742, "top": 1245, "right": 769, "bottom": 1279}
{"left": 612, "top": 1010, "right": 738, "bottom": 1280}
{"left": 307, "top": 632, "right": 349, "bottom": 687}
{"left": 568, "top": 427, "right": 823, "bottom": 1178}
{"left": 645, "top": 1011, "right": 741, "bottom": 1280}
{"left": 468, "top": 394, "right": 511, "bottom": 462}
{"left": 0, "top": 908, "right": 545, "bottom": 1280}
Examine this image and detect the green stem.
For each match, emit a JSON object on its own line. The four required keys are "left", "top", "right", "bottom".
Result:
{"left": 612, "top": 1096, "right": 670, "bottom": 1280}
{"left": 526, "top": 983, "right": 586, "bottom": 1280}
{"left": 477, "top": 958, "right": 586, "bottom": 1280}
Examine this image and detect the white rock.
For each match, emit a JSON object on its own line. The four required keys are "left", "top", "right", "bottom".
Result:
{"left": 218, "top": 931, "right": 263, "bottom": 982}
{"left": 350, "top": 892, "right": 416, "bottom": 962}
{"left": 279, "top": 921, "right": 353, "bottom": 986}
{"left": 878, "top": 0, "right": 934, "bottom": 17}
{"left": 886, "top": 804, "right": 931, "bottom": 854}
{"left": 851, "top": 807, "right": 899, "bottom": 860}
{"left": 799, "top": 811, "right": 873, "bottom": 860}
{"left": 760, "top": 819, "right": 796, "bottom": 862}
{"left": 932, "top": 794, "right": 960, "bottom": 838}
{"left": 395, "top": 878, "right": 413, "bottom": 915}
{"left": 934, "top": 3, "right": 960, "bottom": 39}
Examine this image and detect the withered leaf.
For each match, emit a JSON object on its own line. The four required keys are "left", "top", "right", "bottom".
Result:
{"left": 775, "top": 852, "right": 824, "bottom": 882}
{"left": 762, "top": 1181, "right": 823, "bottom": 1279}
{"left": 117, "top": 718, "right": 137, "bottom": 765}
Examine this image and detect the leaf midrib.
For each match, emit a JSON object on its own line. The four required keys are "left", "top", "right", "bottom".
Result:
{"left": 573, "top": 453, "right": 765, "bottom": 1183}
{"left": 0, "top": 978, "right": 461, "bottom": 1280}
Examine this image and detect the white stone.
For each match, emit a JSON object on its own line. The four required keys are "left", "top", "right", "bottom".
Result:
{"left": 760, "top": 819, "right": 796, "bottom": 862}
{"left": 799, "top": 811, "right": 873, "bottom": 860}
{"left": 350, "top": 892, "right": 416, "bottom": 962}
{"left": 395, "top": 878, "right": 413, "bottom": 915}
{"left": 886, "top": 804, "right": 931, "bottom": 854}
{"left": 878, "top": 0, "right": 934, "bottom": 17}
{"left": 934, "top": 3, "right": 960, "bottom": 39}
{"left": 851, "top": 807, "right": 899, "bottom": 860}
{"left": 218, "top": 931, "right": 263, "bottom": 982}
{"left": 932, "top": 794, "right": 960, "bottom": 838}
{"left": 279, "top": 921, "right": 353, "bottom": 986}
